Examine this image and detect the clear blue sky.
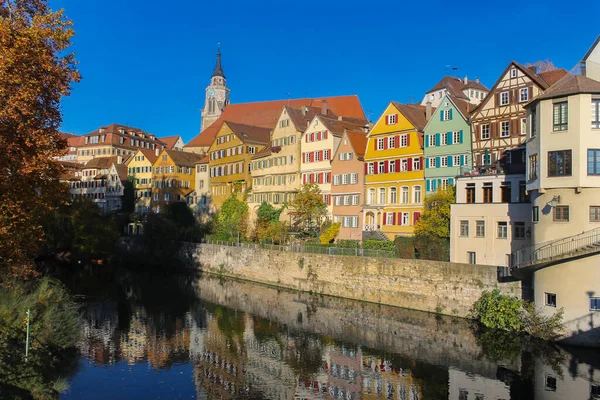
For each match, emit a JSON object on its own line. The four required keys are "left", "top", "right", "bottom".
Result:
{"left": 52, "top": 0, "right": 599, "bottom": 142}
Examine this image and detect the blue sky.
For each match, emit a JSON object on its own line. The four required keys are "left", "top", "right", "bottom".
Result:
{"left": 52, "top": 0, "right": 599, "bottom": 142}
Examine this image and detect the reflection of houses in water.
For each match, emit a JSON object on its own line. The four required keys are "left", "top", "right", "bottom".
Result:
{"left": 360, "top": 354, "right": 422, "bottom": 400}
{"left": 77, "top": 301, "right": 121, "bottom": 365}
{"left": 146, "top": 315, "right": 190, "bottom": 369}
{"left": 448, "top": 367, "right": 510, "bottom": 400}
{"left": 534, "top": 353, "right": 600, "bottom": 400}
{"left": 186, "top": 311, "right": 206, "bottom": 362}
{"left": 121, "top": 309, "right": 148, "bottom": 365}
{"left": 322, "top": 344, "right": 363, "bottom": 399}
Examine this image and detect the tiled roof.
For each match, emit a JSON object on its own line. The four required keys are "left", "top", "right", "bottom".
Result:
{"left": 390, "top": 102, "right": 432, "bottom": 132}
{"left": 225, "top": 121, "right": 271, "bottom": 145}
{"left": 138, "top": 148, "right": 159, "bottom": 164}
{"left": 80, "top": 123, "right": 166, "bottom": 149}
{"left": 165, "top": 149, "right": 205, "bottom": 167}
{"left": 426, "top": 76, "right": 489, "bottom": 99}
{"left": 462, "top": 80, "right": 488, "bottom": 91}
{"left": 539, "top": 69, "right": 569, "bottom": 86}
{"left": 114, "top": 164, "right": 128, "bottom": 181}
{"left": 317, "top": 116, "right": 369, "bottom": 137}
{"left": 197, "top": 155, "right": 209, "bottom": 164}
{"left": 448, "top": 95, "right": 475, "bottom": 120}
{"left": 251, "top": 146, "right": 272, "bottom": 160}
{"left": 285, "top": 106, "right": 321, "bottom": 132}
{"left": 84, "top": 156, "right": 120, "bottom": 169}
{"left": 344, "top": 130, "right": 368, "bottom": 161}
{"left": 158, "top": 135, "right": 182, "bottom": 150}
{"left": 528, "top": 74, "right": 600, "bottom": 104}
{"left": 185, "top": 95, "right": 366, "bottom": 148}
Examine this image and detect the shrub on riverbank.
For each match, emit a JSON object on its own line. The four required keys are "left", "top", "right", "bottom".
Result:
{"left": 472, "top": 289, "right": 564, "bottom": 340}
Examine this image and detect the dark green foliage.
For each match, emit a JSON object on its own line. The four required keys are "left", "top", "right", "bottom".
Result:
{"left": 213, "top": 193, "right": 249, "bottom": 241}
{"left": 363, "top": 239, "right": 395, "bottom": 251}
{"left": 256, "top": 201, "right": 286, "bottom": 223}
{"left": 412, "top": 235, "right": 450, "bottom": 261}
{"left": 122, "top": 176, "right": 136, "bottom": 214}
{"left": 394, "top": 236, "right": 416, "bottom": 259}
{"left": 335, "top": 239, "right": 360, "bottom": 249}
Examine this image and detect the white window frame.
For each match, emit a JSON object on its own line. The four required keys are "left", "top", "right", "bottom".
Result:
{"left": 400, "top": 159, "right": 408, "bottom": 172}
{"left": 442, "top": 110, "right": 451, "bottom": 121}
{"left": 501, "top": 121, "right": 511, "bottom": 138}
{"left": 386, "top": 213, "right": 394, "bottom": 225}
{"left": 500, "top": 91, "right": 509, "bottom": 106}
{"left": 388, "top": 136, "right": 395, "bottom": 149}
{"left": 510, "top": 68, "right": 517, "bottom": 78}
{"left": 453, "top": 131, "right": 460, "bottom": 144}
{"left": 428, "top": 135, "right": 435, "bottom": 147}
{"left": 440, "top": 157, "right": 448, "bottom": 167}
{"left": 428, "top": 158, "right": 436, "bottom": 168}
{"left": 402, "top": 212, "right": 410, "bottom": 226}
{"left": 401, "top": 186, "right": 409, "bottom": 204}
{"left": 481, "top": 124, "right": 490, "bottom": 140}
{"left": 389, "top": 161, "right": 396, "bottom": 173}
{"left": 440, "top": 133, "right": 448, "bottom": 146}
{"left": 521, "top": 118, "right": 527, "bottom": 136}
{"left": 386, "top": 114, "right": 398, "bottom": 125}
{"left": 378, "top": 188, "right": 386, "bottom": 205}
{"left": 413, "top": 185, "right": 422, "bottom": 204}
{"left": 377, "top": 138, "right": 385, "bottom": 150}
{"left": 400, "top": 134, "right": 408, "bottom": 147}
{"left": 413, "top": 158, "right": 421, "bottom": 171}
{"left": 453, "top": 155, "right": 460, "bottom": 166}
{"left": 519, "top": 88, "right": 529, "bottom": 102}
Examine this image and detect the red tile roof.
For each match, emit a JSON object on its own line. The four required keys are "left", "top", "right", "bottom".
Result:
{"left": 224, "top": 121, "right": 272, "bottom": 145}
{"left": 158, "top": 135, "right": 182, "bottom": 150}
{"left": 539, "top": 69, "right": 569, "bottom": 86}
{"left": 529, "top": 74, "right": 600, "bottom": 104}
{"left": 317, "top": 115, "right": 369, "bottom": 137}
{"left": 426, "top": 76, "right": 489, "bottom": 100}
{"left": 447, "top": 95, "right": 476, "bottom": 120}
{"left": 251, "top": 146, "right": 272, "bottom": 160}
{"left": 185, "top": 95, "right": 366, "bottom": 148}
{"left": 138, "top": 148, "right": 159, "bottom": 164}
{"left": 165, "top": 149, "right": 205, "bottom": 167}
{"left": 390, "top": 102, "right": 432, "bottom": 131}
{"left": 344, "top": 130, "right": 368, "bottom": 161}
{"left": 80, "top": 123, "right": 166, "bottom": 149}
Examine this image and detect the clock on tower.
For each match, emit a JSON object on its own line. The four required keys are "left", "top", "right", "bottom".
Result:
{"left": 201, "top": 45, "right": 231, "bottom": 132}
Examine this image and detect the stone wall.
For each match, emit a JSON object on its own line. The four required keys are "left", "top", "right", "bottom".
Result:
{"left": 185, "top": 243, "right": 521, "bottom": 318}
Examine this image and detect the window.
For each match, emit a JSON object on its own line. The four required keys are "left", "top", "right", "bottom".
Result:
{"left": 590, "top": 206, "right": 600, "bottom": 222}
{"left": 324, "top": 149, "right": 330, "bottom": 160}
{"left": 500, "top": 91, "right": 509, "bottom": 106}
{"left": 476, "top": 220, "right": 485, "bottom": 237}
{"left": 481, "top": 124, "right": 490, "bottom": 140}
{"left": 377, "top": 138, "right": 385, "bottom": 150}
{"left": 545, "top": 293, "right": 557, "bottom": 307}
{"left": 521, "top": 118, "right": 527, "bottom": 135}
{"left": 468, "top": 252, "right": 476, "bottom": 264}
{"left": 553, "top": 102, "right": 568, "bottom": 131}
{"left": 368, "top": 188, "right": 375, "bottom": 205}
{"left": 588, "top": 149, "right": 600, "bottom": 175}
{"left": 466, "top": 183, "right": 475, "bottom": 203}
{"left": 389, "top": 160, "right": 396, "bottom": 173}
{"left": 388, "top": 136, "right": 395, "bottom": 149}
{"left": 401, "top": 158, "right": 408, "bottom": 171}
{"left": 531, "top": 108, "right": 537, "bottom": 137}
{"left": 483, "top": 183, "right": 493, "bottom": 203}
{"left": 386, "top": 114, "right": 397, "bottom": 124}
{"left": 500, "top": 121, "right": 510, "bottom": 137}
{"left": 428, "top": 135, "right": 435, "bottom": 147}
{"left": 514, "top": 222, "right": 526, "bottom": 239}
{"left": 402, "top": 212, "right": 409, "bottom": 226}
{"left": 483, "top": 152, "right": 491, "bottom": 166}
{"left": 351, "top": 173, "right": 358, "bottom": 184}
{"left": 453, "top": 155, "right": 460, "bottom": 166}
{"left": 453, "top": 131, "right": 460, "bottom": 144}
{"left": 440, "top": 157, "right": 448, "bottom": 167}
{"left": 460, "top": 221, "right": 469, "bottom": 237}
{"left": 519, "top": 181, "right": 528, "bottom": 203}
{"left": 545, "top": 375, "right": 557, "bottom": 391}
{"left": 400, "top": 134, "right": 408, "bottom": 147}
{"left": 378, "top": 188, "right": 386, "bottom": 205}
{"left": 501, "top": 183, "right": 511, "bottom": 203}
{"left": 593, "top": 99, "right": 600, "bottom": 128}
{"left": 413, "top": 186, "right": 422, "bottom": 204}
{"left": 386, "top": 213, "right": 394, "bottom": 225}
{"left": 529, "top": 154, "right": 538, "bottom": 180}
{"left": 442, "top": 109, "right": 451, "bottom": 121}
{"left": 533, "top": 206, "right": 539, "bottom": 222}
{"left": 368, "top": 162, "right": 374, "bottom": 175}
{"left": 428, "top": 158, "right": 436, "bottom": 168}
{"left": 548, "top": 150, "right": 572, "bottom": 176}
{"left": 554, "top": 205, "right": 570, "bottom": 222}
{"left": 497, "top": 222, "right": 508, "bottom": 239}
{"left": 378, "top": 162, "right": 385, "bottom": 174}
{"left": 591, "top": 297, "right": 600, "bottom": 311}
{"left": 510, "top": 68, "right": 517, "bottom": 78}
{"left": 519, "top": 88, "right": 529, "bottom": 102}
{"left": 413, "top": 158, "right": 421, "bottom": 170}
{"left": 342, "top": 174, "right": 349, "bottom": 185}
{"left": 400, "top": 186, "right": 409, "bottom": 204}
{"left": 389, "top": 187, "right": 397, "bottom": 204}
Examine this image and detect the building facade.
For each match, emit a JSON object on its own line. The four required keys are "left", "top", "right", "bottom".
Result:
{"left": 126, "top": 149, "right": 159, "bottom": 215}
{"left": 363, "top": 102, "right": 428, "bottom": 239}
{"left": 420, "top": 75, "right": 489, "bottom": 107}
{"left": 450, "top": 173, "right": 531, "bottom": 266}
{"left": 151, "top": 150, "right": 204, "bottom": 212}
{"left": 423, "top": 95, "right": 473, "bottom": 195}
{"left": 201, "top": 47, "right": 230, "bottom": 132}
{"left": 187, "top": 156, "right": 212, "bottom": 218}
{"left": 331, "top": 130, "right": 367, "bottom": 241}
{"left": 208, "top": 122, "right": 270, "bottom": 209}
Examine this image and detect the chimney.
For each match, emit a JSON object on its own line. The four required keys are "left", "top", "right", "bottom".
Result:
{"left": 301, "top": 106, "right": 307, "bottom": 116}
{"left": 338, "top": 115, "right": 343, "bottom": 121}
{"left": 528, "top": 66, "right": 538, "bottom": 74}
{"left": 476, "top": 77, "right": 479, "bottom": 83}
{"left": 321, "top": 100, "right": 328, "bottom": 116}
{"left": 426, "top": 101, "right": 432, "bottom": 121}
{"left": 464, "top": 75, "right": 468, "bottom": 84}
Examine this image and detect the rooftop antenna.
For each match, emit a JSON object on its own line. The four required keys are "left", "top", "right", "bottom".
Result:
{"left": 285, "top": 91, "right": 291, "bottom": 105}
{"left": 408, "top": 95, "right": 416, "bottom": 104}
{"left": 365, "top": 109, "right": 373, "bottom": 121}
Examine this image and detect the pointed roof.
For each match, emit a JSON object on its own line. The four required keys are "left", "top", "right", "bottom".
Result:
{"left": 314, "top": 115, "right": 369, "bottom": 138}
{"left": 344, "top": 130, "right": 368, "bottom": 161}
{"left": 164, "top": 149, "right": 205, "bottom": 167}
{"left": 84, "top": 156, "right": 120, "bottom": 169}
{"left": 185, "top": 95, "right": 366, "bottom": 148}
{"left": 251, "top": 146, "right": 272, "bottom": 160}
{"left": 285, "top": 106, "right": 321, "bottom": 132}
{"left": 158, "top": 135, "right": 182, "bottom": 150}
{"left": 224, "top": 121, "right": 271, "bottom": 145}
{"left": 582, "top": 35, "right": 600, "bottom": 62}
{"left": 447, "top": 95, "right": 476, "bottom": 120}
{"left": 390, "top": 102, "right": 431, "bottom": 131}
{"left": 426, "top": 76, "right": 489, "bottom": 100}
{"left": 539, "top": 69, "right": 569, "bottom": 86}
{"left": 527, "top": 74, "right": 600, "bottom": 105}
{"left": 133, "top": 148, "right": 159, "bottom": 164}
{"left": 213, "top": 46, "right": 225, "bottom": 78}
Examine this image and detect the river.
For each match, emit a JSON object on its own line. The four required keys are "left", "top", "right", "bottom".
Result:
{"left": 52, "top": 266, "right": 600, "bottom": 400}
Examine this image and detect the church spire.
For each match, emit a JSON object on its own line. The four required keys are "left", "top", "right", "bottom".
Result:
{"left": 212, "top": 44, "right": 225, "bottom": 78}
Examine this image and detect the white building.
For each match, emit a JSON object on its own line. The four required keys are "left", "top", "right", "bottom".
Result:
{"left": 420, "top": 76, "right": 489, "bottom": 107}
{"left": 187, "top": 156, "right": 213, "bottom": 219}
{"left": 450, "top": 173, "right": 531, "bottom": 266}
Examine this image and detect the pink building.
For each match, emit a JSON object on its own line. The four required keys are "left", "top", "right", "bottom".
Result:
{"left": 331, "top": 130, "right": 368, "bottom": 241}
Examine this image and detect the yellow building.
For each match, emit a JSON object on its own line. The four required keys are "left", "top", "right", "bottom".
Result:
{"left": 208, "top": 121, "right": 270, "bottom": 209}
{"left": 126, "top": 148, "right": 159, "bottom": 214}
{"left": 151, "top": 149, "right": 205, "bottom": 212}
{"left": 363, "top": 102, "right": 430, "bottom": 239}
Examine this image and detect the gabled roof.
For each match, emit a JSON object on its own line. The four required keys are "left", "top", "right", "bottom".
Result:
{"left": 185, "top": 95, "right": 366, "bottom": 148}
{"left": 158, "top": 135, "right": 182, "bottom": 150}
{"left": 344, "top": 130, "right": 368, "bottom": 161}
{"left": 448, "top": 95, "right": 476, "bottom": 120}
{"left": 315, "top": 115, "right": 369, "bottom": 138}
{"left": 84, "top": 156, "right": 120, "bottom": 169}
{"left": 251, "top": 146, "right": 272, "bottom": 160}
{"left": 81, "top": 123, "right": 166, "bottom": 149}
{"left": 390, "top": 102, "right": 431, "bottom": 131}
{"left": 527, "top": 74, "right": 600, "bottom": 105}
{"left": 134, "top": 148, "right": 159, "bottom": 164}
{"left": 426, "top": 76, "right": 489, "bottom": 99}
{"left": 539, "top": 69, "right": 569, "bottom": 86}
{"left": 224, "top": 121, "right": 271, "bottom": 145}
{"left": 164, "top": 149, "right": 205, "bottom": 167}
{"left": 114, "top": 164, "right": 128, "bottom": 182}
{"left": 285, "top": 106, "right": 321, "bottom": 132}
{"left": 196, "top": 155, "right": 209, "bottom": 164}
{"left": 582, "top": 35, "right": 600, "bottom": 62}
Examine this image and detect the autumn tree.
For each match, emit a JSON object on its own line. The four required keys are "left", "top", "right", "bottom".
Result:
{"left": 253, "top": 201, "right": 287, "bottom": 243}
{"left": 413, "top": 186, "right": 455, "bottom": 261}
{"left": 525, "top": 59, "right": 557, "bottom": 73}
{"left": 288, "top": 183, "right": 327, "bottom": 234}
{"left": 0, "top": 0, "right": 80, "bottom": 281}
{"left": 213, "top": 193, "right": 249, "bottom": 241}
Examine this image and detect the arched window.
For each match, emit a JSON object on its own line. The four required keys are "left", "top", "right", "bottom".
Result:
{"left": 389, "top": 187, "right": 397, "bottom": 204}
{"left": 401, "top": 186, "right": 409, "bottom": 204}
{"left": 413, "top": 186, "right": 422, "bottom": 204}
{"left": 378, "top": 188, "right": 386, "bottom": 205}
{"left": 368, "top": 188, "right": 376, "bottom": 205}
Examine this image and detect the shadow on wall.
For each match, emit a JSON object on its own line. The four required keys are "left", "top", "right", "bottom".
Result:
{"left": 560, "top": 311, "right": 600, "bottom": 347}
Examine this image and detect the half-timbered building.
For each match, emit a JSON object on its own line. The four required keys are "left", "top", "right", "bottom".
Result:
{"left": 470, "top": 62, "right": 567, "bottom": 174}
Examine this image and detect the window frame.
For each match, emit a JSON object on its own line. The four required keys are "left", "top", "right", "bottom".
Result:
{"left": 500, "top": 91, "right": 509, "bottom": 106}
{"left": 548, "top": 150, "right": 572, "bottom": 177}
{"left": 481, "top": 124, "right": 490, "bottom": 140}
{"left": 500, "top": 120, "right": 511, "bottom": 138}
{"left": 545, "top": 292, "right": 557, "bottom": 308}
{"left": 475, "top": 220, "right": 485, "bottom": 238}
{"left": 593, "top": 98, "right": 600, "bottom": 129}
{"left": 590, "top": 206, "right": 600, "bottom": 222}
{"left": 459, "top": 220, "right": 469, "bottom": 237}
{"left": 553, "top": 205, "right": 570, "bottom": 222}
{"left": 553, "top": 101, "right": 568, "bottom": 131}
{"left": 588, "top": 149, "right": 600, "bottom": 175}
{"left": 497, "top": 221, "right": 508, "bottom": 239}
{"left": 519, "top": 87, "right": 529, "bottom": 102}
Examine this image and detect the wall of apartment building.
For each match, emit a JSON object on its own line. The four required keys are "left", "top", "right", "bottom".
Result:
{"left": 188, "top": 244, "right": 521, "bottom": 319}
{"left": 151, "top": 153, "right": 196, "bottom": 211}
{"left": 451, "top": 174, "right": 531, "bottom": 266}
{"left": 127, "top": 154, "right": 153, "bottom": 214}
{"left": 331, "top": 135, "right": 364, "bottom": 241}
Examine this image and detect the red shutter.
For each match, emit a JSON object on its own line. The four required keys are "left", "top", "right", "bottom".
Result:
{"left": 384, "top": 160, "right": 388, "bottom": 173}
{"left": 320, "top": 150, "right": 324, "bottom": 161}
{"left": 374, "top": 139, "right": 378, "bottom": 150}
{"left": 364, "top": 163, "right": 369, "bottom": 175}
{"left": 310, "top": 152, "right": 314, "bottom": 162}
{"left": 303, "top": 174, "right": 306, "bottom": 184}
{"left": 395, "top": 135, "right": 399, "bottom": 148}
{"left": 413, "top": 212, "right": 421, "bottom": 225}
{"left": 327, "top": 194, "right": 331, "bottom": 205}
{"left": 420, "top": 157, "right": 424, "bottom": 170}
{"left": 383, "top": 138, "right": 388, "bottom": 150}
{"left": 395, "top": 159, "right": 400, "bottom": 172}
{"left": 383, "top": 212, "right": 387, "bottom": 225}
{"left": 392, "top": 212, "right": 397, "bottom": 225}
{"left": 406, "top": 134, "right": 411, "bottom": 146}
{"left": 305, "top": 135, "right": 308, "bottom": 143}
{"left": 407, "top": 157, "right": 413, "bottom": 171}
{"left": 397, "top": 212, "right": 402, "bottom": 225}
{"left": 327, "top": 172, "right": 331, "bottom": 183}
{"left": 319, "top": 173, "right": 324, "bottom": 184}
{"left": 374, "top": 162, "right": 378, "bottom": 174}
{"left": 324, "top": 131, "right": 328, "bottom": 139}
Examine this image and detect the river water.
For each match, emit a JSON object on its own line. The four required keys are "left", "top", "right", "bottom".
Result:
{"left": 54, "top": 267, "right": 599, "bottom": 400}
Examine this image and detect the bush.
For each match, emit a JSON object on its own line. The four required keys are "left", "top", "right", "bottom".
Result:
{"left": 394, "top": 237, "right": 415, "bottom": 259}
{"left": 335, "top": 239, "right": 360, "bottom": 249}
{"left": 472, "top": 289, "right": 564, "bottom": 340}
{"left": 363, "top": 239, "right": 395, "bottom": 251}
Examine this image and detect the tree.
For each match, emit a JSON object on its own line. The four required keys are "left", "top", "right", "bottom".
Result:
{"left": 122, "top": 176, "right": 136, "bottom": 214}
{"left": 0, "top": 1, "right": 80, "bottom": 281}
{"left": 525, "top": 59, "right": 557, "bottom": 73}
{"left": 414, "top": 186, "right": 455, "bottom": 238}
{"left": 253, "top": 202, "right": 286, "bottom": 243}
{"left": 213, "top": 193, "right": 249, "bottom": 241}
{"left": 288, "top": 184, "right": 327, "bottom": 233}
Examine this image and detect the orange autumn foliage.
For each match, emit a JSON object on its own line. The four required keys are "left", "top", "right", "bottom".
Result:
{"left": 0, "top": 1, "right": 80, "bottom": 282}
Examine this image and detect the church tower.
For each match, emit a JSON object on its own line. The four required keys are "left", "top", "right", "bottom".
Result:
{"left": 201, "top": 45, "right": 230, "bottom": 132}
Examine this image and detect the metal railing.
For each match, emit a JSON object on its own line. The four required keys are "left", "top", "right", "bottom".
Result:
{"left": 510, "top": 227, "right": 600, "bottom": 269}
{"left": 204, "top": 240, "right": 397, "bottom": 259}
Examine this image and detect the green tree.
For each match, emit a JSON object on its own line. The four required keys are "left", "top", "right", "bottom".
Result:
{"left": 122, "top": 176, "right": 136, "bottom": 214}
{"left": 0, "top": 0, "right": 80, "bottom": 280}
{"left": 70, "top": 200, "right": 119, "bottom": 259}
{"left": 213, "top": 193, "right": 249, "bottom": 241}
{"left": 253, "top": 202, "right": 287, "bottom": 243}
{"left": 288, "top": 184, "right": 327, "bottom": 233}
{"left": 414, "top": 186, "right": 455, "bottom": 238}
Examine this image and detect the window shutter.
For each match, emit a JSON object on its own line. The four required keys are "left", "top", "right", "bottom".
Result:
{"left": 364, "top": 163, "right": 368, "bottom": 175}
{"left": 385, "top": 116, "right": 389, "bottom": 125}
{"left": 448, "top": 177, "right": 454, "bottom": 186}
{"left": 328, "top": 195, "right": 331, "bottom": 205}
{"left": 495, "top": 92, "right": 500, "bottom": 106}
{"left": 426, "top": 180, "right": 431, "bottom": 191}
{"left": 438, "top": 179, "right": 442, "bottom": 189}
{"left": 511, "top": 119, "right": 518, "bottom": 136}
{"left": 436, "top": 156, "right": 441, "bottom": 168}
{"left": 413, "top": 212, "right": 421, "bottom": 225}
{"left": 374, "top": 163, "right": 378, "bottom": 174}
{"left": 384, "top": 138, "right": 388, "bottom": 150}
{"left": 435, "top": 133, "right": 440, "bottom": 146}
{"left": 383, "top": 212, "right": 387, "bottom": 225}
{"left": 319, "top": 173, "right": 323, "bottom": 184}
{"left": 407, "top": 157, "right": 413, "bottom": 171}
{"left": 384, "top": 160, "right": 389, "bottom": 173}
{"left": 305, "top": 135, "right": 308, "bottom": 143}
{"left": 319, "top": 150, "right": 324, "bottom": 161}
{"left": 448, "top": 156, "right": 453, "bottom": 167}
{"left": 374, "top": 139, "right": 378, "bottom": 150}
{"left": 324, "top": 131, "right": 328, "bottom": 139}
{"left": 394, "top": 114, "right": 399, "bottom": 123}
{"left": 449, "top": 109, "right": 453, "bottom": 120}
{"left": 395, "top": 135, "right": 400, "bottom": 148}
{"left": 327, "top": 172, "right": 331, "bottom": 183}
{"left": 406, "top": 134, "right": 411, "bottom": 146}
{"left": 460, "top": 154, "right": 465, "bottom": 166}
{"left": 440, "top": 110, "right": 444, "bottom": 121}
{"left": 447, "top": 132, "right": 453, "bottom": 145}
{"left": 393, "top": 212, "right": 397, "bottom": 225}
{"left": 420, "top": 156, "right": 424, "bottom": 170}
{"left": 477, "top": 154, "right": 482, "bottom": 166}
{"left": 459, "top": 130, "right": 464, "bottom": 143}
{"left": 425, "top": 135, "right": 429, "bottom": 148}
{"left": 395, "top": 159, "right": 400, "bottom": 172}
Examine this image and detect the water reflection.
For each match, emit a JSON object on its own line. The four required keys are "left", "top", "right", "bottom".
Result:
{"left": 61, "top": 269, "right": 600, "bottom": 400}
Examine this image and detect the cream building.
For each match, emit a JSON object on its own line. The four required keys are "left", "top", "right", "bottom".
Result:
{"left": 450, "top": 173, "right": 531, "bottom": 266}
{"left": 299, "top": 114, "right": 368, "bottom": 215}
{"left": 126, "top": 148, "right": 159, "bottom": 215}
{"left": 187, "top": 156, "right": 212, "bottom": 218}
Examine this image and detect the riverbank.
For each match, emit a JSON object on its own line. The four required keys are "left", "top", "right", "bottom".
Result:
{"left": 183, "top": 243, "right": 521, "bottom": 318}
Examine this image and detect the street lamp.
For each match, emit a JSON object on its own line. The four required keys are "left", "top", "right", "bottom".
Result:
{"left": 548, "top": 195, "right": 561, "bottom": 208}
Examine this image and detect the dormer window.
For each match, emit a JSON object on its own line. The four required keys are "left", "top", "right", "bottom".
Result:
{"left": 119, "top": 129, "right": 125, "bottom": 134}
{"left": 511, "top": 69, "right": 517, "bottom": 78}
